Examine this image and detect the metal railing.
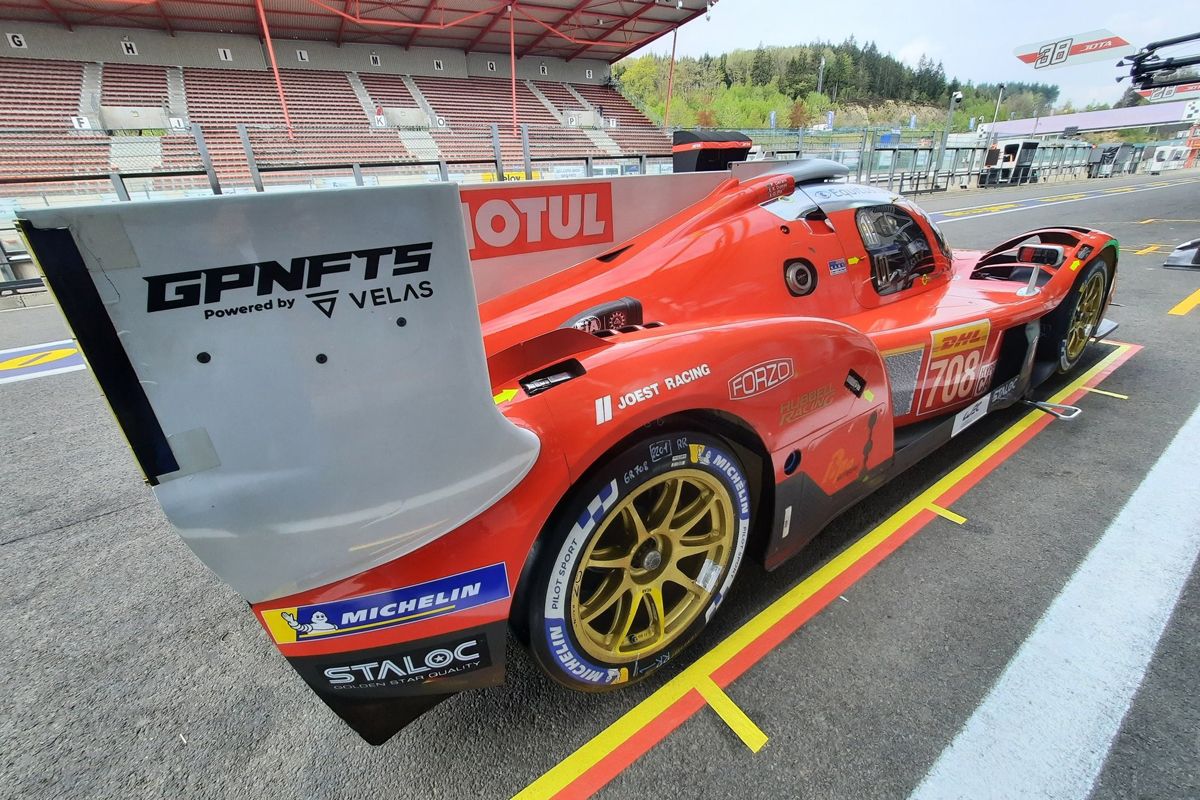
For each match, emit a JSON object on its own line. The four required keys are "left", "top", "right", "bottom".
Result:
{"left": 0, "top": 122, "right": 1121, "bottom": 219}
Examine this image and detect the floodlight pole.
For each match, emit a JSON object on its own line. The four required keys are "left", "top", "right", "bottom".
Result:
{"left": 988, "top": 83, "right": 1005, "bottom": 150}
{"left": 255, "top": 0, "right": 294, "bottom": 137}
{"left": 509, "top": 3, "right": 518, "bottom": 136}
{"left": 663, "top": 29, "right": 678, "bottom": 128}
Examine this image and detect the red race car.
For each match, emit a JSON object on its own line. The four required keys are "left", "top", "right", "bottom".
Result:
{"left": 18, "top": 146, "right": 1117, "bottom": 744}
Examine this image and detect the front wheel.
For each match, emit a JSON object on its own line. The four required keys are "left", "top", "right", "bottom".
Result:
{"left": 1038, "top": 257, "right": 1111, "bottom": 373}
{"left": 527, "top": 430, "right": 753, "bottom": 690}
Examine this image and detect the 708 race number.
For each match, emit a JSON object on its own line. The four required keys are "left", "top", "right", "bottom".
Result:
{"left": 919, "top": 320, "right": 993, "bottom": 413}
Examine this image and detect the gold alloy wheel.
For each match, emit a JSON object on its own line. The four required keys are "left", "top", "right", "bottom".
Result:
{"left": 1065, "top": 271, "right": 1106, "bottom": 362}
{"left": 569, "top": 469, "right": 735, "bottom": 663}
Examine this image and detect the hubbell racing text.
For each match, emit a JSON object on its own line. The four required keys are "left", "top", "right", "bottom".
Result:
{"left": 143, "top": 243, "right": 434, "bottom": 320}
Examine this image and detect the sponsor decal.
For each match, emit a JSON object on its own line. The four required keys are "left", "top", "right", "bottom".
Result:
{"left": 990, "top": 375, "right": 1020, "bottom": 405}
{"left": 594, "top": 395, "right": 613, "bottom": 425}
{"left": 823, "top": 448, "right": 860, "bottom": 486}
{"left": 918, "top": 320, "right": 993, "bottom": 414}
{"left": 729, "top": 358, "right": 795, "bottom": 400}
{"left": 594, "top": 363, "right": 710, "bottom": 424}
{"left": 261, "top": 563, "right": 509, "bottom": 644}
{"left": 321, "top": 634, "right": 490, "bottom": 691}
{"left": 461, "top": 182, "right": 613, "bottom": 261}
{"left": 780, "top": 384, "right": 836, "bottom": 424}
{"left": 828, "top": 258, "right": 848, "bottom": 275}
{"left": 807, "top": 184, "right": 893, "bottom": 203}
{"left": 144, "top": 243, "right": 434, "bottom": 321}
{"left": 951, "top": 395, "right": 991, "bottom": 437}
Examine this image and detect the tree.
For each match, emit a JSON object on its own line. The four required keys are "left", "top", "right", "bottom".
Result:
{"left": 750, "top": 45, "right": 775, "bottom": 87}
{"left": 781, "top": 55, "right": 813, "bottom": 99}
{"left": 788, "top": 100, "right": 811, "bottom": 128}
{"left": 1114, "top": 87, "right": 1147, "bottom": 108}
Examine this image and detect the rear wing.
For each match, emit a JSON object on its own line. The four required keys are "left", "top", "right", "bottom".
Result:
{"left": 18, "top": 184, "right": 539, "bottom": 604}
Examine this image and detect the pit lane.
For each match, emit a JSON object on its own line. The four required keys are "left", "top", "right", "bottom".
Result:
{"left": 1, "top": 169, "right": 1198, "bottom": 800}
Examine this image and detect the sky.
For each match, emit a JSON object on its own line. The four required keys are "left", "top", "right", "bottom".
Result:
{"left": 632, "top": 0, "right": 1184, "bottom": 106}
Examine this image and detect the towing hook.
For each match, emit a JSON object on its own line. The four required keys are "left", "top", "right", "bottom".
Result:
{"left": 1022, "top": 400, "right": 1083, "bottom": 420}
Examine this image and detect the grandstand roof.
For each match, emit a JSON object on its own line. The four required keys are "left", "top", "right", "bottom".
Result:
{"left": 0, "top": 0, "right": 712, "bottom": 62}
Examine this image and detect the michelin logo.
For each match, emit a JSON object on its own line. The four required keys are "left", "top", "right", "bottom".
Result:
{"left": 263, "top": 563, "right": 510, "bottom": 644}
{"left": 282, "top": 610, "right": 337, "bottom": 634}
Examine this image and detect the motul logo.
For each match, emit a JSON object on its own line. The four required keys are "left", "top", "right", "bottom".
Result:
{"left": 729, "top": 358, "right": 795, "bottom": 400}
{"left": 461, "top": 182, "right": 614, "bottom": 260}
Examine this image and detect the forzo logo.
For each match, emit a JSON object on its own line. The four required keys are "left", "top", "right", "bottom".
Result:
{"left": 143, "top": 243, "right": 433, "bottom": 320}
{"left": 729, "top": 358, "right": 794, "bottom": 400}
{"left": 323, "top": 636, "right": 488, "bottom": 688}
{"left": 461, "top": 182, "right": 613, "bottom": 261}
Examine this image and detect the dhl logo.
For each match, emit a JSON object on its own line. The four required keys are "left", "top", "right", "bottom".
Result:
{"left": 931, "top": 320, "right": 992, "bottom": 357}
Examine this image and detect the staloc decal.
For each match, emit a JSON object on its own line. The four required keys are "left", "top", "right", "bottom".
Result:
{"left": 321, "top": 634, "right": 491, "bottom": 692}
{"left": 260, "top": 563, "right": 510, "bottom": 644}
{"left": 143, "top": 242, "right": 434, "bottom": 320}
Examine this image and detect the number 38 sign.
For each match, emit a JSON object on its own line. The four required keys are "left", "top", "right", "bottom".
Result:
{"left": 1014, "top": 29, "right": 1132, "bottom": 71}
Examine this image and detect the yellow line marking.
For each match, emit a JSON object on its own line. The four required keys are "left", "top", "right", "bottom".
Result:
{"left": 0, "top": 347, "right": 78, "bottom": 371}
{"left": 1080, "top": 386, "right": 1129, "bottom": 400}
{"left": 1169, "top": 288, "right": 1200, "bottom": 316}
{"left": 517, "top": 343, "right": 1133, "bottom": 800}
{"left": 1134, "top": 244, "right": 1163, "bottom": 255}
{"left": 928, "top": 503, "right": 967, "bottom": 524}
{"left": 1135, "top": 218, "right": 1200, "bottom": 224}
{"left": 695, "top": 677, "right": 769, "bottom": 752}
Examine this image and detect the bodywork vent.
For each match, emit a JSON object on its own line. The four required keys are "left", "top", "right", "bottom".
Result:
{"left": 885, "top": 347, "right": 925, "bottom": 416}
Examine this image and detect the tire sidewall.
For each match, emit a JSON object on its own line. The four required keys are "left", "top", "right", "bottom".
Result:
{"left": 1050, "top": 257, "right": 1111, "bottom": 372}
{"left": 528, "top": 430, "right": 753, "bottom": 691}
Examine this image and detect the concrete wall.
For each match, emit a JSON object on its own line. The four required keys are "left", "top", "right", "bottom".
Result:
{"left": 0, "top": 21, "right": 611, "bottom": 82}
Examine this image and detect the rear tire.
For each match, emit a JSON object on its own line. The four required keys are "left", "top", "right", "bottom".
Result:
{"left": 526, "top": 431, "right": 752, "bottom": 691}
{"left": 1037, "top": 257, "right": 1110, "bottom": 374}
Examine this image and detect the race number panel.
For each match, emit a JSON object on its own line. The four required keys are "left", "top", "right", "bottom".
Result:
{"left": 917, "top": 320, "right": 995, "bottom": 415}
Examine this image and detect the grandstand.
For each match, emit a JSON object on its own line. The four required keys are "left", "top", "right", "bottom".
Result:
{"left": 0, "top": 1, "right": 703, "bottom": 197}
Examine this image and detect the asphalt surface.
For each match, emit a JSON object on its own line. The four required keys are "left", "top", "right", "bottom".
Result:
{"left": 1, "top": 169, "right": 1198, "bottom": 799}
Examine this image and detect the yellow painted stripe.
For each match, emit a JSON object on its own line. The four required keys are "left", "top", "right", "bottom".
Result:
{"left": 1080, "top": 386, "right": 1129, "bottom": 400}
{"left": 1133, "top": 244, "right": 1162, "bottom": 255}
{"left": 695, "top": 676, "right": 769, "bottom": 752}
{"left": 928, "top": 503, "right": 967, "bottom": 524}
{"left": 1169, "top": 289, "right": 1200, "bottom": 317}
{"left": 0, "top": 347, "right": 78, "bottom": 371}
{"left": 518, "top": 344, "right": 1133, "bottom": 799}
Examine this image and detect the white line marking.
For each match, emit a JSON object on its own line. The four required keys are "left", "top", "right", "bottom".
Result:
{"left": 935, "top": 179, "right": 1198, "bottom": 224}
{"left": 0, "top": 338, "right": 74, "bottom": 356}
{"left": 910, "top": 401, "right": 1200, "bottom": 800}
{"left": 0, "top": 363, "right": 86, "bottom": 385}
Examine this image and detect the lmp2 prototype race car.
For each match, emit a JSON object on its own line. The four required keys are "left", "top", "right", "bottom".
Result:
{"left": 17, "top": 143, "right": 1117, "bottom": 745}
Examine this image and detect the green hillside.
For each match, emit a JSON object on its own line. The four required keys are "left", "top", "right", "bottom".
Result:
{"left": 614, "top": 39, "right": 1063, "bottom": 131}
